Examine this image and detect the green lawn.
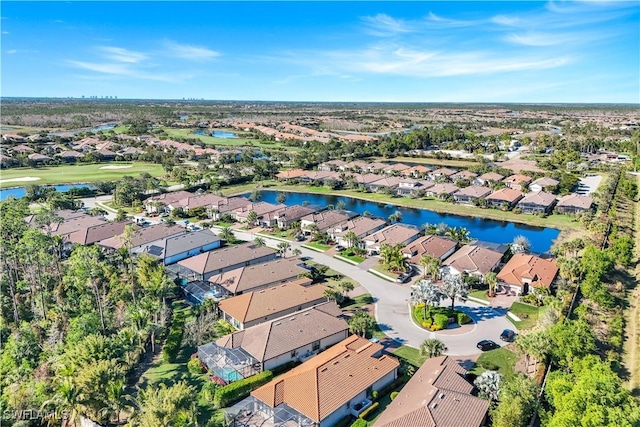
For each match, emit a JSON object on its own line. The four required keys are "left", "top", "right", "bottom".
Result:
{"left": 392, "top": 346, "right": 427, "bottom": 367}
{"left": 336, "top": 250, "right": 365, "bottom": 264}
{"left": 305, "top": 241, "right": 331, "bottom": 251}
{"left": 341, "top": 294, "right": 374, "bottom": 311}
{"left": 0, "top": 162, "right": 166, "bottom": 187}
{"left": 471, "top": 347, "right": 518, "bottom": 379}
{"left": 469, "top": 290, "right": 489, "bottom": 302}
{"left": 370, "top": 262, "right": 400, "bottom": 280}
{"left": 508, "top": 301, "right": 545, "bottom": 330}
{"left": 161, "top": 127, "right": 301, "bottom": 151}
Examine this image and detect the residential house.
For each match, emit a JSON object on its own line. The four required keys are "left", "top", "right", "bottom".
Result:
{"left": 318, "top": 160, "right": 347, "bottom": 172}
{"left": 367, "top": 176, "right": 402, "bottom": 193}
{"left": 329, "top": 216, "right": 387, "bottom": 248}
{"left": 171, "top": 243, "right": 278, "bottom": 282}
{"left": 529, "top": 177, "right": 559, "bottom": 193}
{"left": 474, "top": 171, "right": 504, "bottom": 186}
{"left": 348, "top": 173, "right": 384, "bottom": 188}
{"left": 442, "top": 243, "right": 504, "bottom": 278}
{"left": 401, "top": 165, "right": 431, "bottom": 179}
{"left": 232, "top": 202, "right": 286, "bottom": 225}
{"left": 301, "top": 210, "right": 358, "bottom": 234}
{"left": 382, "top": 163, "right": 411, "bottom": 175}
{"left": 450, "top": 170, "right": 478, "bottom": 183}
{"left": 73, "top": 220, "right": 134, "bottom": 246}
{"left": 210, "top": 197, "right": 253, "bottom": 220}
{"left": 231, "top": 335, "right": 399, "bottom": 427}
{"left": 429, "top": 167, "right": 457, "bottom": 181}
{"left": 35, "top": 211, "right": 133, "bottom": 248}
{"left": 275, "top": 205, "right": 317, "bottom": 229}
{"left": 486, "top": 188, "right": 524, "bottom": 209}
{"left": 373, "top": 356, "right": 488, "bottom": 427}
{"left": 452, "top": 185, "right": 491, "bottom": 205}
{"left": 275, "top": 169, "right": 309, "bottom": 182}
{"left": 168, "top": 193, "right": 228, "bottom": 215}
{"left": 363, "top": 224, "right": 421, "bottom": 255}
{"left": 502, "top": 174, "right": 532, "bottom": 190}
{"left": 98, "top": 223, "right": 185, "bottom": 251}
{"left": 364, "top": 162, "right": 389, "bottom": 174}
{"left": 135, "top": 229, "right": 222, "bottom": 265}
{"left": 200, "top": 302, "right": 349, "bottom": 381}
{"left": 10, "top": 144, "right": 34, "bottom": 154}
{"left": 425, "top": 183, "right": 459, "bottom": 200}
{"left": 497, "top": 253, "right": 558, "bottom": 295}
{"left": 96, "top": 148, "right": 117, "bottom": 160}
{"left": 144, "top": 190, "right": 194, "bottom": 214}
{"left": 343, "top": 160, "right": 368, "bottom": 173}
{"left": 517, "top": 191, "right": 557, "bottom": 214}
{"left": 402, "top": 235, "right": 457, "bottom": 265}
{"left": 27, "top": 153, "right": 51, "bottom": 163}
{"left": 304, "top": 170, "right": 343, "bottom": 186}
{"left": 218, "top": 280, "right": 328, "bottom": 330}
{"left": 556, "top": 193, "right": 594, "bottom": 214}
{"left": 396, "top": 178, "right": 434, "bottom": 197}
{"left": 208, "top": 258, "right": 310, "bottom": 298}
{"left": 56, "top": 150, "right": 85, "bottom": 162}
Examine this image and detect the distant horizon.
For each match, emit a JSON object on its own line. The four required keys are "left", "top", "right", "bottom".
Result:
{"left": 2, "top": 2, "right": 638, "bottom": 103}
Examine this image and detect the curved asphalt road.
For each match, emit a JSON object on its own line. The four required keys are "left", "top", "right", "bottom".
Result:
{"left": 232, "top": 229, "right": 516, "bottom": 356}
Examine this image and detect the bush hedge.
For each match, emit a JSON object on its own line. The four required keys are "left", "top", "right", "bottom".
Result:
{"left": 213, "top": 370, "right": 274, "bottom": 408}
{"left": 271, "top": 360, "right": 300, "bottom": 376}
{"left": 350, "top": 419, "right": 367, "bottom": 427}
{"left": 457, "top": 312, "right": 472, "bottom": 325}
{"left": 433, "top": 314, "right": 449, "bottom": 330}
{"left": 359, "top": 402, "right": 379, "bottom": 420}
{"left": 162, "top": 309, "right": 186, "bottom": 363}
{"left": 390, "top": 391, "right": 399, "bottom": 400}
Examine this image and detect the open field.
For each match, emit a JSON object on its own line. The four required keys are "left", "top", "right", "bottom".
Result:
{"left": 232, "top": 181, "right": 583, "bottom": 232}
{"left": 0, "top": 162, "right": 166, "bottom": 187}
{"left": 373, "top": 156, "right": 479, "bottom": 169}
{"left": 161, "top": 127, "right": 301, "bottom": 151}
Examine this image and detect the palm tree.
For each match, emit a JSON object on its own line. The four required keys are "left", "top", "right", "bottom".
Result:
{"left": 324, "top": 288, "right": 343, "bottom": 303}
{"left": 277, "top": 241, "right": 291, "bottom": 258}
{"left": 484, "top": 272, "right": 499, "bottom": 297}
{"left": 435, "top": 222, "right": 449, "bottom": 236}
{"left": 388, "top": 210, "right": 403, "bottom": 223}
{"left": 423, "top": 223, "right": 438, "bottom": 235}
{"left": 420, "top": 339, "right": 447, "bottom": 358}
{"left": 349, "top": 310, "right": 376, "bottom": 338}
{"left": 343, "top": 231, "right": 360, "bottom": 249}
{"left": 338, "top": 280, "right": 355, "bottom": 298}
{"left": 219, "top": 226, "right": 234, "bottom": 242}
{"left": 246, "top": 210, "right": 258, "bottom": 227}
{"left": 441, "top": 275, "right": 469, "bottom": 310}
{"left": 411, "top": 279, "right": 443, "bottom": 319}
{"left": 253, "top": 236, "right": 266, "bottom": 247}
{"left": 446, "top": 227, "right": 471, "bottom": 243}
{"left": 41, "top": 378, "right": 83, "bottom": 427}
{"left": 292, "top": 248, "right": 302, "bottom": 257}
{"left": 515, "top": 331, "right": 551, "bottom": 373}
{"left": 419, "top": 255, "right": 432, "bottom": 279}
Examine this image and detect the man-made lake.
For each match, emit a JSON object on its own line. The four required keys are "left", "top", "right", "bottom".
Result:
{"left": 0, "top": 184, "right": 94, "bottom": 201}
{"left": 250, "top": 190, "right": 560, "bottom": 253}
{"left": 193, "top": 130, "right": 239, "bottom": 139}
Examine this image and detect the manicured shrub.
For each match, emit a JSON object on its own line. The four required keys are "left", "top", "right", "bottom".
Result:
{"left": 371, "top": 390, "right": 379, "bottom": 401}
{"left": 433, "top": 314, "right": 449, "bottom": 330}
{"left": 162, "top": 310, "right": 186, "bottom": 363}
{"left": 422, "top": 320, "right": 432, "bottom": 329}
{"left": 187, "top": 357, "right": 205, "bottom": 374}
{"left": 213, "top": 370, "right": 274, "bottom": 408}
{"left": 359, "top": 402, "right": 380, "bottom": 420}
{"left": 390, "top": 391, "right": 399, "bottom": 400}
{"left": 350, "top": 419, "right": 367, "bottom": 427}
{"left": 457, "top": 312, "right": 471, "bottom": 325}
{"left": 271, "top": 360, "right": 300, "bottom": 376}
{"left": 430, "top": 324, "right": 442, "bottom": 331}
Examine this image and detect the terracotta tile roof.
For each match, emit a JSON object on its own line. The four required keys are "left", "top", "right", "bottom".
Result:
{"left": 364, "top": 224, "right": 420, "bottom": 247}
{"left": 208, "top": 258, "right": 310, "bottom": 294}
{"left": 145, "top": 190, "right": 194, "bottom": 206}
{"left": 373, "top": 356, "right": 488, "bottom": 427}
{"left": 487, "top": 188, "right": 524, "bottom": 203}
{"left": 403, "top": 235, "right": 457, "bottom": 263}
{"left": 477, "top": 172, "right": 504, "bottom": 182}
{"left": 215, "top": 302, "right": 348, "bottom": 362}
{"left": 215, "top": 197, "right": 252, "bottom": 214}
{"left": 349, "top": 173, "right": 384, "bottom": 185}
{"left": 277, "top": 205, "right": 317, "bottom": 222}
{"left": 430, "top": 167, "right": 457, "bottom": 176}
{"left": 451, "top": 170, "right": 478, "bottom": 180}
{"left": 503, "top": 174, "right": 532, "bottom": 185}
{"left": 382, "top": 163, "right": 411, "bottom": 173}
{"left": 232, "top": 202, "right": 286, "bottom": 219}
{"left": 98, "top": 223, "right": 184, "bottom": 249}
{"left": 443, "top": 244, "right": 503, "bottom": 276}
{"left": 556, "top": 193, "right": 593, "bottom": 210}
{"left": 454, "top": 185, "right": 492, "bottom": 198}
{"left": 428, "top": 183, "right": 459, "bottom": 196}
{"left": 176, "top": 243, "right": 277, "bottom": 275}
{"left": 218, "top": 280, "right": 327, "bottom": 324}
{"left": 402, "top": 165, "right": 432, "bottom": 175}
{"left": 518, "top": 191, "right": 557, "bottom": 207}
{"left": 530, "top": 177, "right": 559, "bottom": 187}
{"left": 497, "top": 253, "right": 558, "bottom": 289}
{"left": 332, "top": 216, "right": 387, "bottom": 239}
{"left": 252, "top": 335, "right": 399, "bottom": 423}
{"left": 302, "top": 210, "right": 357, "bottom": 232}
{"left": 173, "top": 193, "right": 228, "bottom": 210}
{"left": 276, "top": 169, "right": 309, "bottom": 179}
{"left": 370, "top": 176, "right": 402, "bottom": 187}
{"left": 28, "top": 153, "right": 51, "bottom": 161}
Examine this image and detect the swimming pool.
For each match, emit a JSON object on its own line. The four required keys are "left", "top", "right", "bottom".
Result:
{"left": 211, "top": 365, "right": 244, "bottom": 383}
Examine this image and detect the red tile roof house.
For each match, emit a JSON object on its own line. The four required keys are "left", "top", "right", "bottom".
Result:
{"left": 529, "top": 177, "right": 560, "bottom": 193}
{"left": 208, "top": 257, "right": 311, "bottom": 298}
{"left": 209, "top": 197, "right": 253, "bottom": 220}
{"left": 229, "top": 335, "right": 399, "bottom": 427}
{"left": 502, "top": 174, "right": 533, "bottom": 191}
{"left": 56, "top": 150, "right": 85, "bottom": 162}
{"left": 486, "top": 188, "right": 524, "bottom": 209}
{"left": 517, "top": 191, "right": 557, "bottom": 214}
{"left": 301, "top": 210, "right": 358, "bottom": 234}
{"left": 373, "top": 356, "right": 488, "bottom": 427}
{"left": 382, "top": 163, "right": 411, "bottom": 175}
{"left": 200, "top": 302, "right": 349, "bottom": 382}
{"left": 365, "top": 162, "right": 389, "bottom": 174}
{"left": 401, "top": 165, "right": 432, "bottom": 179}
{"left": 473, "top": 171, "right": 505, "bottom": 186}
{"left": 428, "top": 167, "right": 457, "bottom": 181}
{"left": 497, "top": 253, "right": 559, "bottom": 295}
{"left": 555, "top": 193, "right": 594, "bottom": 214}
{"left": 402, "top": 235, "right": 458, "bottom": 264}
{"left": 452, "top": 185, "right": 492, "bottom": 205}
{"left": 143, "top": 190, "right": 194, "bottom": 214}
{"left": 366, "top": 176, "right": 403, "bottom": 193}
{"left": 363, "top": 224, "right": 421, "bottom": 255}
{"left": 170, "top": 243, "right": 278, "bottom": 282}
{"left": 329, "top": 216, "right": 388, "bottom": 248}
{"left": 218, "top": 280, "right": 328, "bottom": 330}
{"left": 425, "top": 183, "right": 459, "bottom": 200}
{"left": 442, "top": 244, "right": 504, "bottom": 279}
{"left": 231, "top": 202, "right": 286, "bottom": 226}
{"left": 275, "top": 168, "right": 311, "bottom": 182}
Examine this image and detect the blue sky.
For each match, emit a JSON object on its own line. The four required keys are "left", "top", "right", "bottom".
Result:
{"left": 2, "top": 1, "right": 639, "bottom": 103}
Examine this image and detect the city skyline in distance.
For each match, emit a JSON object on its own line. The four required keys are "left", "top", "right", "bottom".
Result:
{"left": 2, "top": 1, "right": 639, "bottom": 103}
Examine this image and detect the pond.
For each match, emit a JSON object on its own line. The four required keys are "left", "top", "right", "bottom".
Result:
{"left": 0, "top": 184, "right": 95, "bottom": 201}
{"left": 192, "top": 130, "right": 239, "bottom": 139}
{"left": 248, "top": 190, "right": 560, "bottom": 253}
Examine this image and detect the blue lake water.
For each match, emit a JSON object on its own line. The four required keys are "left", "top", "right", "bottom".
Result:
{"left": 249, "top": 190, "right": 560, "bottom": 253}
{"left": 193, "top": 130, "right": 238, "bottom": 139}
{"left": 0, "top": 184, "right": 95, "bottom": 201}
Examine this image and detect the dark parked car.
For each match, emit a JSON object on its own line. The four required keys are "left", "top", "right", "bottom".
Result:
{"left": 335, "top": 245, "right": 345, "bottom": 252}
{"left": 500, "top": 329, "right": 516, "bottom": 342}
{"left": 477, "top": 340, "right": 500, "bottom": 351}
{"left": 295, "top": 234, "right": 306, "bottom": 241}
{"left": 396, "top": 273, "right": 411, "bottom": 283}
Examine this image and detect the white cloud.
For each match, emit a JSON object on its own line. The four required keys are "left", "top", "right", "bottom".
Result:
{"left": 164, "top": 41, "right": 219, "bottom": 61}
{"left": 99, "top": 46, "right": 147, "bottom": 63}
{"left": 425, "top": 12, "right": 482, "bottom": 28}
{"left": 361, "top": 13, "right": 412, "bottom": 36}
{"left": 6, "top": 49, "right": 18, "bottom": 54}
{"left": 2, "top": 31, "right": 8, "bottom": 35}
{"left": 492, "top": 15, "right": 521, "bottom": 26}
{"left": 67, "top": 60, "right": 187, "bottom": 82}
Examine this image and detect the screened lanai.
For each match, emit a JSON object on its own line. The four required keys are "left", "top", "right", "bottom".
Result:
{"left": 198, "top": 342, "right": 261, "bottom": 384}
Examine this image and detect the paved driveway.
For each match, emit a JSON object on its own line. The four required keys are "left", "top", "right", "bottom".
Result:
{"left": 232, "top": 229, "right": 515, "bottom": 356}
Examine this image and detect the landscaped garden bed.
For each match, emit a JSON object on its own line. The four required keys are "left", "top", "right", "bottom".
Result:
{"left": 412, "top": 304, "right": 472, "bottom": 331}
{"left": 337, "top": 249, "right": 365, "bottom": 264}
